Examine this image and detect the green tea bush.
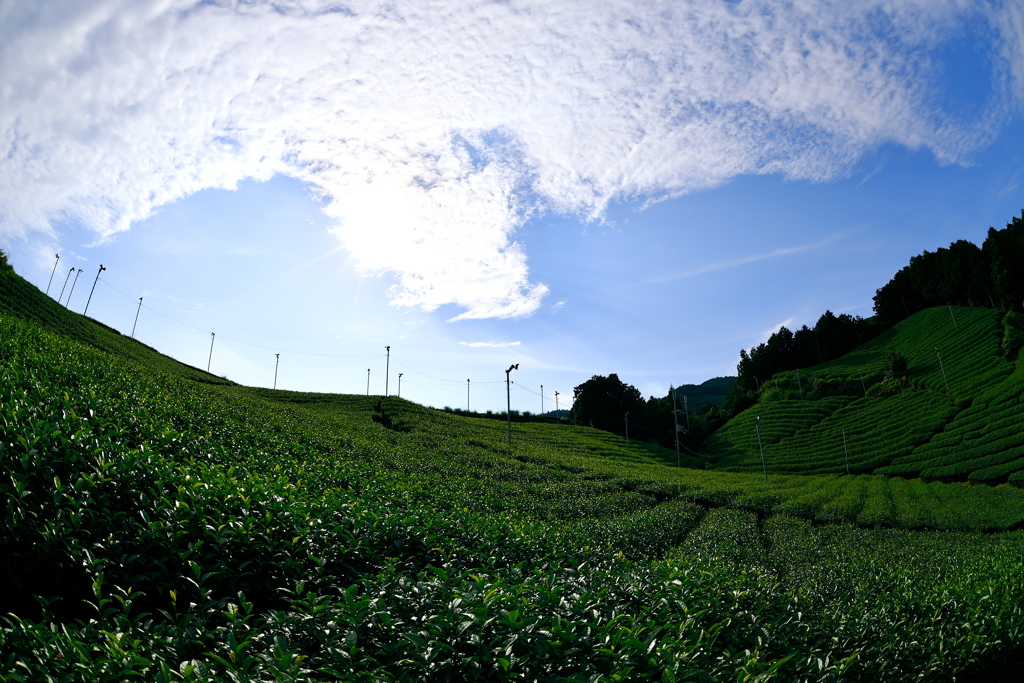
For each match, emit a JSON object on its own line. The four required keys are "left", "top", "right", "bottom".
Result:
{"left": 674, "top": 507, "right": 764, "bottom": 567}
{"left": 1001, "top": 310, "right": 1024, "bottom": 360}
{"left": 921, "top": 446, "right": 1024, "bottom": 483}
{"left": 856, "top": 477, "right": 898, "bottom": 527}
{"left": 815, "top": 475, "right": 869, "bottom": 523}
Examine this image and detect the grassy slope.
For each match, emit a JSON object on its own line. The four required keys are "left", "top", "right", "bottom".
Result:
{"left": 3, "top": 269, "right": 1024, "bottom": 681}
{"left": 706, "top": 306, "right": 1024, "bottom": 484}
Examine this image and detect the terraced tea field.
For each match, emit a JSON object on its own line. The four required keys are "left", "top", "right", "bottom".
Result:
{"left": 2, "top": 268, "right": 1023, "bottom": 681}
{"left": 706, "top": 306, "right": 1024, "bottom": 485}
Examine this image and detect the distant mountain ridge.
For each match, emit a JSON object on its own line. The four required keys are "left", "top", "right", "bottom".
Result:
{"left": 674, "top": 376, "right": 735, "bottom": 408}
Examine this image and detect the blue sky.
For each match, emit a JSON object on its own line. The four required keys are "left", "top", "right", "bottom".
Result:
{"left": 2, "top": 1, "right": 1023, "bottom": 414}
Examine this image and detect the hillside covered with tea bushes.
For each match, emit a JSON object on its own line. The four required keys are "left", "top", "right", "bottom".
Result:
{"left": 705, "top": 304, "right": 1024, "bottom": 487}
{"left": 2, "top": 267, "right": 1024, "bottom": 681}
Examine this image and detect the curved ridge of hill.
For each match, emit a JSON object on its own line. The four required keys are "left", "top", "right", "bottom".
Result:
{"left": 706, "top": 304, "right": 1024, "bottom": 486}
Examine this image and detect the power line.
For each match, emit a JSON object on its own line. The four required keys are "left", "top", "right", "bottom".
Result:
{"left": 139, "top": 302, "right": 211, "bottom": 334}
{"left": 215, "top": 332, "right": 384, "bottom": 358}
{"left": 275, "top": 357, "right": 379, "bottom": 367}
{"left": 98, "top": 277, "right": 387, "bottom": 358}
{"left": 97, "top": 277, "right": 140, "bottom": 303}
{"left": 393, "top": 359, "right": 503, "bottom": 384}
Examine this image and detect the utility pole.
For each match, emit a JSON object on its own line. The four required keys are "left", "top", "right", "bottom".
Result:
{"left": 683, "top": 395, "right": 690, "bottom": 431}
{"left": 467, "top": 379, "right": 470, "bottom": 411}
{"left": 935, "top": 348, "right": 950, "bottom": 393}
{"left": 131, "top": 297, "right": 143, "bottom": 338}
{"left": 843, "top": 428, "right": 850, "bottom": 475}
{"left": 65, "top": 268, "right": 83, "bottom": 308}
{"left": 540, "top": 385, "right": 544, "bottom": 415}
{"left": 384, "top": 346, "right": 390, "bottom": 396}
{"left": 273, "top": 353, "right": 280, "bottom": 390}
{"left": 45, "top": 254, "right": 59, "bottom": 296}
{"left": 207, "top": 333, "right": 215, "bottom": 372}
{"left": 366, "top": 368, "right": 370, "bottom": 395}
{"left": 555, "top": 391, "right": 560, "bottom": 413}
{"left": 671, "top": 386, "right": 681, "bottom": 468}
{"left": 505, "top": 363, "right": 518, "bottom": 446}
{"left": 398, "top": 373, "right": 403, "bottom": 397}
{"left": 755, "top": 416, "right": 768, "bottom": 482}
{"left": 83, "top": 264, "right": 105, "bottom": 316}
{"left": 58, "top": 266, "right": 74, "bottom": 304}
{"left": 624, "top": 412, "right": 629, "bottom": 444}
{"left": 947, "top": 304, "right": 958, "bottom": 331}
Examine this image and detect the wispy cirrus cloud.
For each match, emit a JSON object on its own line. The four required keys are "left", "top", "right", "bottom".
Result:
{"left": 459, "top": 341, "right": 522, "bottom": 348}
{"left": 651, "top": 232, "right": 851, "bottom": 283}
{"left": 1, "top": 1, "right": 1020, "bottom": 319}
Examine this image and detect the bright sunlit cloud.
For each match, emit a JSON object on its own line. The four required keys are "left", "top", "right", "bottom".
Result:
{"left": 1, "top": 0, "right": 1021, "bottom": 319}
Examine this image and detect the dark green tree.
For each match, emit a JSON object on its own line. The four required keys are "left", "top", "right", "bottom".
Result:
{"left": 572, "top": 374, "right": 646, "bottom": 437}
{"left": 885, "top": 349, "right": 909, "bottom": 378}
{"left": 813, "top": 310, "right": 878, "bottom": 359}
{"left": 984, "top": 211, "right": 1024, "bottom": 310}
{"left": 645, "top": 384, "right": 736, "bottom": 450}
{"left": 643, "top": 393, "right": 674, "bottom": 445}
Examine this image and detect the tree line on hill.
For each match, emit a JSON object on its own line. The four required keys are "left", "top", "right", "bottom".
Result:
{"left": 571, "top": 374, "right": 735, "bottom": 450}
{"left": 724, "top": 310, "right": 880, "bottom": 415}
{"left": 872, "top": 210, "right": 1024, "bottom": 326}
{"left": 575, "top": 210, "right": 1024, "bottom": 450}
{"left": 722, "top": 209, "right": 1024, "bottom": 417}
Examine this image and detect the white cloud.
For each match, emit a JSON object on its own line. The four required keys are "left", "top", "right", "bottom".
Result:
{"left": 759, "top": 317, "right": 797, "bottom": 344}
{"left": 167, "top": 295, "right": 209, "bottom": 316}
{"left": 459, "top": 341, "right": 522, "bottom": 348}
{"left": 1, "top": 0, "right": 1020, "bottom": 318}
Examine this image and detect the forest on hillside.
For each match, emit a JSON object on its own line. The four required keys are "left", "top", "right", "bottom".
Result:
{"left": 873, "top": 210, "right": 1024, "bottom": 325}
{"left": 721, "top": 210, "right": 1024, "bottom": 419}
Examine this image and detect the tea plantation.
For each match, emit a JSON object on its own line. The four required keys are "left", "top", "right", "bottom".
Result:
{"left": 706, "top": 305, "right": 1024, "bottom": 486}
{"left": 2, "top": 268, "right": 1024, "bottom": 681}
